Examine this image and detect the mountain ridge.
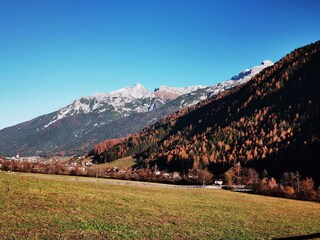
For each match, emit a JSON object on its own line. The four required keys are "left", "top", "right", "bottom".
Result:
{"left": 0, "top": 60, "right": 273, "bottom": 157}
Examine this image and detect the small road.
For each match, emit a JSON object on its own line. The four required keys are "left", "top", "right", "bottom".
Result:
{"left": 2, "top": 171, "right": 222, "bottom": 189}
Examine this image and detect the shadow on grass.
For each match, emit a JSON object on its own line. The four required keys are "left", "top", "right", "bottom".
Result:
{"left": 273, "top": 233, "right": 320, "bottom": 240}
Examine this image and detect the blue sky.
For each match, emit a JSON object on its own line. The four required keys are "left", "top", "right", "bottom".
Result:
{"left": 0, "top": 0, "right": 320, "bottom": 129}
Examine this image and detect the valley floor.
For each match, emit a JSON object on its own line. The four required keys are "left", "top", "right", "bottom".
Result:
{"left": 0, "top": 172, "right": 319, "bottom": 239}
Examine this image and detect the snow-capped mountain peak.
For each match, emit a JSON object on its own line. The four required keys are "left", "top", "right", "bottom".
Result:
{"left": 108, "top": 83, "right": 152, "bottom": 99}
{"left": 207, "top": 60, "right": 274, "bottom": 98}
{"left": 261, "top": 60, "right": 274, "bottom": 66}
{"left": 133, "top": 82, "right": 145, "bottom": 89}
{"left": 231, "top": 60, "right": 274, "bottom": 81}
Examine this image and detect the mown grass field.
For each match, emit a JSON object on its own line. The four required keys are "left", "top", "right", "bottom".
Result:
{"left": 0, "top": 172, "right": 319, "bottom": 240}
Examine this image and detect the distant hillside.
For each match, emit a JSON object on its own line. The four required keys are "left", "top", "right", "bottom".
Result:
{"left": 91, "top": 41, "right": 320, "bottom": 185}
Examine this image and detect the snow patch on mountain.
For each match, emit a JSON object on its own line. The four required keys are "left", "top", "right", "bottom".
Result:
{"left": 177, "top": 60, "right": 274, "bottom": 109}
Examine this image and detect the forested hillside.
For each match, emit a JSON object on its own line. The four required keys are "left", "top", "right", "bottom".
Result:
{"left": 91, "top": 41, "right": 320, "bottom": 185}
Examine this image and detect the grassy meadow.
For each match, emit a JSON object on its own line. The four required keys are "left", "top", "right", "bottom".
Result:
{"left": 92, "top": 156, "right": 136, "bottom": 170}
{"left": 0, "top": 172, "right": 319, "bottom": 240}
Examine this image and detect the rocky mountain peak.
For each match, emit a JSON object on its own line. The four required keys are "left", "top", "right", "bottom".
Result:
{"left": 230, "top": 60, "right": 274, "bottom": 81}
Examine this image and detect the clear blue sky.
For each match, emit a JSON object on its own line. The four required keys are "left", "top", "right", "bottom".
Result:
{"left": 1, "top": 0, "right": 320, "bottom": 130}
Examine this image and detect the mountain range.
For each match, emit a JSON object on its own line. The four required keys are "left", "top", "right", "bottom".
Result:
{"left": 0, "top": 61, "right": 273, "bottom": 157}
{"left": 90, "top": 41, "right": 320, "bottom": 185}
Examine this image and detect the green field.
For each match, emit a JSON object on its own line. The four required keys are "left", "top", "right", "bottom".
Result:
{"left": 0, "top": 172, "right": 319, "bottom": 239}
{"left": 92, "top": 156, "right": 136, "bottom": 170}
